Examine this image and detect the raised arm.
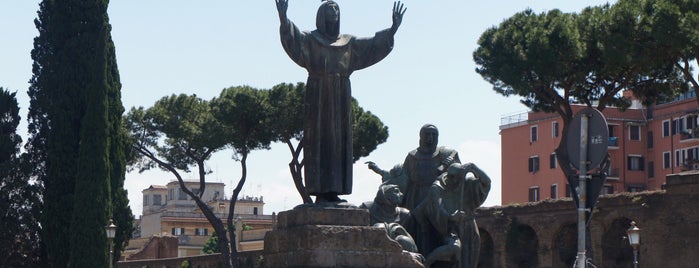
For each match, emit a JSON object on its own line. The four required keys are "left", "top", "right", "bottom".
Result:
{"left": 275, "top": 0, "right": 289, "bottom": 25}
{"left": 390, "top": 1, "right": 406, "bottom": 35}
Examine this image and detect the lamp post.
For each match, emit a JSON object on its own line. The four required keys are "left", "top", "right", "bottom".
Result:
{"left": 626, "top": 221, "right": 640, "bottom": 268}
{"left": 105, "top": 219, "right": 117, "bottom": 268}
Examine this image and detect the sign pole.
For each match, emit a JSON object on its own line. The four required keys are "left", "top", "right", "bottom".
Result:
{"left": 576, "top": 113, "right": 589, "bottom": 268}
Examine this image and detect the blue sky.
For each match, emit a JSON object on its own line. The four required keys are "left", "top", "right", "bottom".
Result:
{"left": 1, "top": 0, "right": 613, "bottom": 216}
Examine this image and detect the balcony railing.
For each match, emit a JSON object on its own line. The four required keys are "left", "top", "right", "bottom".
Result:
{"left": 682, "top": 159, "right": 699, "bottom": 171}
{"left": 680, "top": 129, "right": 699, "bottom": 141}
{"left": 608, "top": 137, "right": 618, "bottom": 147}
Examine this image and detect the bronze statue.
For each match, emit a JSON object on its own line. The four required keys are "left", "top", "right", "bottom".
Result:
{"left": 402, "top": 124, "right": 460, "bottom": 210}
{"left": 413, "top": 163, "right": 491, "bottom": 268}
{"left": 366, "top": 161, "right": 408, "bottom": 194}
{"left": 275, "top": 0, "right": 406, "bottom": 204}
{"left": 360, "top": 184, "right": 418, "bottom": 254}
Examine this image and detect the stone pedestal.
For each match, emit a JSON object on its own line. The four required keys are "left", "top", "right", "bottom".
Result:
{"left": 263, "top": 207, "right": 423, "bottom": 268}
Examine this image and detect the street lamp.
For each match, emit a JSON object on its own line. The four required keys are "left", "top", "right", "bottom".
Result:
{"left": 626, "top": 221, "right": 640, "bottom": 268}
{"left": 105, "top": 219, "right": 117, "bottom": 268}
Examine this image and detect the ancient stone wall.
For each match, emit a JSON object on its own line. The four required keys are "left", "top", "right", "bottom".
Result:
{"left": 475, "top": 171, "right": 699, "bottom": 268}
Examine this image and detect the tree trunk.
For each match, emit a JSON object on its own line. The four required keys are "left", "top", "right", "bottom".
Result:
{"left": 227, "top": 151, "right": 249, "bottom": 268}
{"left": 286, "top": 139, "right": 312, "bottom": 204}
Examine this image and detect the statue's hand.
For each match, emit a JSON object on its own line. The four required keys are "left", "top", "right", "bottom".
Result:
{"left": 462, "top": 162, "right": 475, "bottom": 172}
{"left": 450, "top": 211, "right": 466, "bottom": 223}
{"left": 365, "top": 161, "right": 377, "bottom": 169}
{"left": 275, "top": 0, "right": 288, "bottom": 21}
{"left": 391, "top": 1, "right": 406, "bottom": 34}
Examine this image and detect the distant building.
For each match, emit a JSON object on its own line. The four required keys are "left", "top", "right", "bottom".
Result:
{"left": 124, "top": 181, "right": 274, "bottom": 258}
{"left": 500, "top": 91, "right": 699, "bottom": 204}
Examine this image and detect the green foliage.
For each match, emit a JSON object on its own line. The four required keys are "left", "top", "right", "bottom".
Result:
{"left": 125, "top": 94, "right": 231, "bottom": 265}
{"left": 268, "top": 82, "right": 305, "bottom": 143}
{"left": 474, "top": 2, "right": 688, "bottom": 178}
{"left": 474, "top": 4, "right": 684, "bottom": 117}
{"left": 351, "top": 98, "right": 389, "bottom": 162}
{"left": 202, "top": 231, "right": 221, "bottom": 254}
{"left": 633, "top": 0, "right": 699, "bottom": 101}
{"left": 181, "top": 259, "right": 191, "bottom": 268}
{"left": 212, "top": 86, "right": 274, "bottom": 157}
{"left": 28, "top": 0, "right": 133, "bottom": 266}
{"left": 145, "top": 94, "right": 227, "bottom": 172}
{"left": 0, "top": 88, "right": 42, "bottom": 266}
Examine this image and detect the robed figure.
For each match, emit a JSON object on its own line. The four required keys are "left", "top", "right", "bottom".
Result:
{"left": 413, "top": 163, "right": 491, "bottom": 268}
{"left": 275, "top": 0, "right": 406, "bottom": 203}
{"left": 403, "top": 124, "right": 461, "bottom": 210}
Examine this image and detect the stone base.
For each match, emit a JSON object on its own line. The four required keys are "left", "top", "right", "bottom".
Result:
{"left": 263, "top": 207, "right": 423, "bottom": 268}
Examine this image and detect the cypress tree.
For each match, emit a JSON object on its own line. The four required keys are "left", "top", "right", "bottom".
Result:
{"left": 0, "top": 88, "right": 42, "bottom": 267}
{"left": 28, "top": 0, "right": 132, "bottom": 266}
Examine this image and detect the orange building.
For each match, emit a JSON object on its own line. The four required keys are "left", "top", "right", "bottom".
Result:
{"left": 500, "top": 91, "right": 699, "bottom": 205}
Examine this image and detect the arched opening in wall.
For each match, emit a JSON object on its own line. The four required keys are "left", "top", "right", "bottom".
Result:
{"left": 552, "top": 223, "right": 577, "bottom": 267}
{"left": 602, "top": 217, "right": 634, "bottom": 267}
{"left": 477, "top": 228, "right": 494, "bottom": 268}
{"left": 506, "top": 219, "right": 539, "bottom": 268}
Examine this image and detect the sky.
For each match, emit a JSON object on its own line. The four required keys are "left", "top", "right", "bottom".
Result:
{"left": 1, "top": 0, "right": 614, "bottom": 217}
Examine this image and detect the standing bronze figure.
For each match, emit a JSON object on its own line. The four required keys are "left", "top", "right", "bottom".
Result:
{"left": 275, "top": 0, "right": 406, "bottom": 203}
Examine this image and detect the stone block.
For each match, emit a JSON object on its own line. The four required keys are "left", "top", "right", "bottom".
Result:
{"left": 264, "top": 207, "right": 423, "bottom": 268}
{"left": 276, "top": 206, "right": 369, "bottom": 228}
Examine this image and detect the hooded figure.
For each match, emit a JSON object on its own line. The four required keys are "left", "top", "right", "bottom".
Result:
{"left": 403, "top": 124, "right": 461, "bottom": 210}
{"left": 275, "top": 0, "right": 405, "bottom": 203}
{"left": 360, "top": 184, "right": 418, "bottom": 254}
{"left": 413, "top": 163, "right": 491, "bottom": 268}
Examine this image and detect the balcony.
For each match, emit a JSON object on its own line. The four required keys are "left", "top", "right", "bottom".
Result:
{"left": 606, "top": 168, "right": 620, "bottom": 180}
{"left": 682, "top": 159, "right": 699, "bottom": 171}
{"left": 680, "top": 128, "right": 699, "bottom": 142}
{"left": 608, "top": 137, "right": 619, "bottom": 149}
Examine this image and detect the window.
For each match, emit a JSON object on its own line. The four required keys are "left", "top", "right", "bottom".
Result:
{"left": 552, "top": 122, "right": 559, "bottom": 138}
{"left": 195, "top": 228, "right": 208, "bottom": 236}
{"left": 603, "top": 185, "right": 614, "bottom": 195}
{"left": 530, "top": 126, "right": 538, "bottom": 142}
{"left": 565, "top": 184, "right": 572, "bottom": 198}
{"left": 629, "top": 125, "right": 641, "bottom": 141}
{"left": 169, "top": 189, "right": 174, "bottom": 200}
{"left": 676, "top": 150, "right": 681, "bottom": 167}
{"left": 153, "top": 194, "right": 162, "bottom": 206}
{"left": 647, "top": 131, "right": 653, "bottom": 148}
{"left": 663, "top": 120, "right": 670, "bottom": 137}
{"left": 663, "top": 151, "right": 671, "bottom": 169}
{"left": 648, "top": 161, "right": 654, "bottom": 178}
{"left": 528, "top": 156, "right": 540, "bottom": 173}
{"left": 685, "top": 115, "right": 696, "bottom": 131}
{"left": 628, "top": 186, "right": 645, "bottom": 192}
{"left": 143, "top": 195, "right": 149, "bottom": 206}
{"left": 253, "top": 207, "right": 259, "bottom": 215}
{"left": 672, "top": 118, "right": 682, "bottom": 135}
{"left": 528, "top": 187, "right": 540, "bottom": 202}
{"left": 609, "top": 125, "right": 619, "bottom": 146}
{"left": 172, "top": 228, "right": 185, "bottom": 236}
{"left": 608, "top": 125, "right": 617, "bottom": 138}
{"left": 685, "top": 147, "right": 699, "bottom": 164}
{"left": 550, "top": 184, "right": 558, "bottom": 199}
{"left": 178, "top": 188, "right": 187, "bottom": 200}
{"left": 550, "top": 153, "right": 557, "bottom": 169}
{"left": 628, "top": 155, "right": 644, "bottom": 171}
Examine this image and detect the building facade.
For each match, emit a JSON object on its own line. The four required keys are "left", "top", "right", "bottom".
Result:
{"left": 133, "top": 181, "right": 274, "bottom": 257}
{"left": 500, "top": 91, "right": 699, "bottom": 204}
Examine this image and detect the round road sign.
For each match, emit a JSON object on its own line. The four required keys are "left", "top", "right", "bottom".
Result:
{"left": 566, "top": 108, "right": 609, "bottom": 171}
